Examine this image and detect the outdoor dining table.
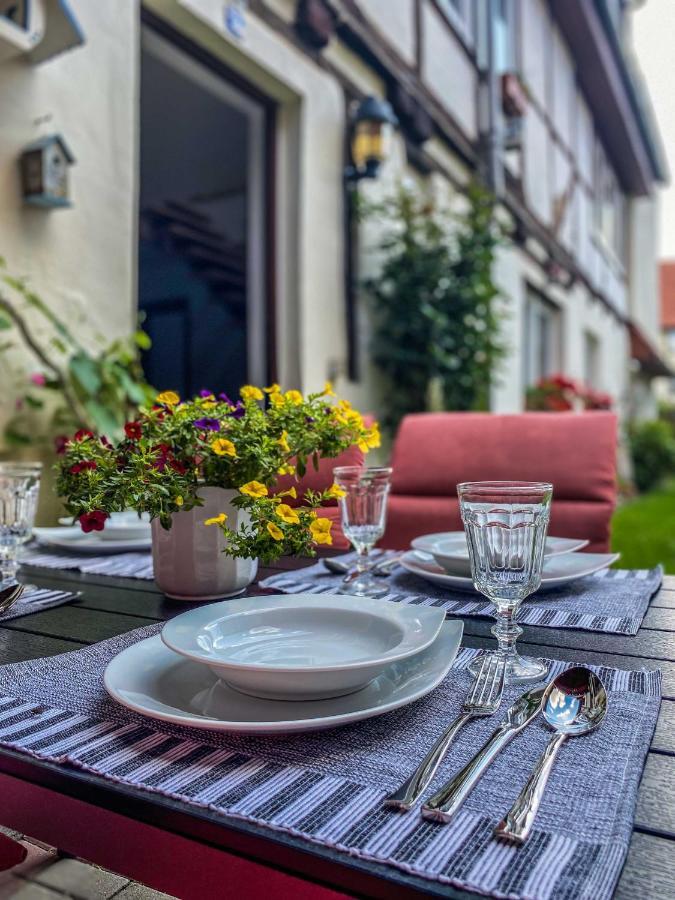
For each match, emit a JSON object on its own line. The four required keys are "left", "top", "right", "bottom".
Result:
{"left": 0, "top": 553, "right": 672, "bottom": 900}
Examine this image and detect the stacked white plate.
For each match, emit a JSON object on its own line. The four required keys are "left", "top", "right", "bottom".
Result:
{"left": 34, "top": 511, "right": 152, "bottom": 553}
{"left": 402, "top": 531, "right": 619, "bottom": 594}
{"left": 104, "top": 594, "right": 464, "bottom": 734}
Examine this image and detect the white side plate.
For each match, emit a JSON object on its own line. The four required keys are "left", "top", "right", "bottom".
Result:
{"left": 104, "top": 620, "right": 464, "bottom": 734}
{"left": 400, "top": 550, "right": 620, "bottom": 595}
{"left": 33, "top": 527, "right": 151, "bottom": 554}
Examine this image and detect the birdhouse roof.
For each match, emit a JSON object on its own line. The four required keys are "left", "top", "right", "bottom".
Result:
{"left": 22, "top": 134, "right": 76, "bottom": 164}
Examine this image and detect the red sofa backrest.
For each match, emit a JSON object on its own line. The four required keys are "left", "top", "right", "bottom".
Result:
{"left": 390, "top": 412, "right": 617, "bottom": 505}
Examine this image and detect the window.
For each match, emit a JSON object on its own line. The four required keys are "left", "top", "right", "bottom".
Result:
{"left": 437, "top": 0, "right": 475, "bottom": 45}
{"left": 524, "top": 289, "right": 562, "bottom": 385}
{"left": 593, "top": 139, "right": 625, "bottom": 259}
{"left": 494, "top": 0, "right": 517, "bottom": 74}
{"left": 0, "top": 1, "right": 28, "bottom": 30}
{"left": 583, "top": 331, "right": 600, "bottom": 387}
{"left": 665, "top": 328, "right": 675, "bottom": 355}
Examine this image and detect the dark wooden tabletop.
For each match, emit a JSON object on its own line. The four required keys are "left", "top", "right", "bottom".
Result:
{"left": 0, "top": 557, "right": 673, "bottom": 899}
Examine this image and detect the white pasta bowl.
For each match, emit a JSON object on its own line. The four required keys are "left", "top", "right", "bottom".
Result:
{"left": 161, "top": 594, "right": 446, "bottom": 701}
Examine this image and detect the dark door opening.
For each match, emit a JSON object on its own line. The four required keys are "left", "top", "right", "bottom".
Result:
{"left": 138, "top": 26, "right": 270, "bottom": 398}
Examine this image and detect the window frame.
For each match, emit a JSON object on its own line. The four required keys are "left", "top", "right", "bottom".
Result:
{"left": 433, "top": 0, "right": 476, "bottom": 49}
{"left": 523, "top": 287, "right": 563, "bottom": 387}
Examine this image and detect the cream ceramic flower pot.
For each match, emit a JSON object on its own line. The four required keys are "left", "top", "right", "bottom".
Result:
{"left": 151, "top": 486, "right": 258, "bottom": 601}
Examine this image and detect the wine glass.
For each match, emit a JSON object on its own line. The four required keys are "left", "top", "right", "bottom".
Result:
{"left": 0, "top": 468, "right": 42, "bottom": 585}
{"left": 458, "top": 481, "right": 552, "bottom": 684}
{"left": 333, "top": 466, "right": 392, "bottom": 599}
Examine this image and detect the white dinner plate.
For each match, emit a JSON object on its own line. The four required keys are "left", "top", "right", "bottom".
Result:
{"left": 33, "top": 526, "right": 151, "bottom": 554}
{"left": 400, "top": 550, "right": 620, "bottom": 595}
{"left": 425, "top": 532, "right": 588, "bottom": 577}
{"left": 104, "top": 621, "right": 464, "bottom": 734}
{"left": 58, "top": 511, "right": 151, "bottom": 542}
{"left": 411, "top": 532, "right": 589, "bottom": 559}
{"left": 161, "top": 594, "right": 446, "bottom": 701}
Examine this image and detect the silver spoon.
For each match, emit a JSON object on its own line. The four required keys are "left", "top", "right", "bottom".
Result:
{"left": 0, "top": 583, "right": 25, "bottom": 615}
{"left": 494, "top": 666, "right": 608, "bottom": 843}
{"left": 323, "top": 555, "right": 403, "bottom": 578}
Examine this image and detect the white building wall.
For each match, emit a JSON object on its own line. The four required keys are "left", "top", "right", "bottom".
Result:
{"left": 0, "top": 0, "right": 138, "bottom": 347}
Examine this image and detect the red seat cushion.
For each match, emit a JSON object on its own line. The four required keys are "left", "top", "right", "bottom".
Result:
{"left": 383, "top": 412, "right": 617, "bottom": 553}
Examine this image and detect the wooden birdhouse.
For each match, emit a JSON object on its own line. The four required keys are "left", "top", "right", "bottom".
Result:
{"left": 20, "top": 134, "right": 75, "bottom": 208}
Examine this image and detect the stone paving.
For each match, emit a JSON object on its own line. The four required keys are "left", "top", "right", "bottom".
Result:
{"left": 0, "top": 829, "right": 175, "bottom": 900}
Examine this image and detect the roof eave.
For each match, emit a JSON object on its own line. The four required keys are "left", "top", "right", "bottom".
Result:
{"left": 551, "top": 0, "right": 665, "bottom": 195}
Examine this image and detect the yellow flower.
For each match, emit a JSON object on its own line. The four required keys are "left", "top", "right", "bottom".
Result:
{"left": 358, "top": 425, "right": 381, "bottom": 453}
{"left": 200, "top": 400, "right": 217, "bottom": 410}
{"left": 277, "top": 486, "right": 297, "bottom": 500}
{"left": 240, "top": 385, "right": 264, "bottom": 402}
{"left": 264, "top": 383, "right": 281, "bottom": 394}
{"left": 325, "top": 483, "right": 346, "bottom": 500}
{"left": 310, "top": 517, "right": 333, "bottom": 546}
{"left": 278, "top": 464, "right": 296, "bottom": 476}
{"left": 240, "top": 480, "right": 268, "bottom": 498}
{"left": 276, "top": 503, "right": 300, "bottom": 525}
{"left": 322, "top": 380, "right": 335, "bottom": 396}
{"left": 277, "top": 430, "right": 291, "bottom": 453}
{"left": 175, "top": 495, "right": 184, "bottom": 507}
{"left": 204, "top": 512, "right": 228, "bottom": 526}
{"left": 266, "top": 521, "right": 284, "bottom": 541}
{"left": 199, "top": 393, "right": 215, "bottom": 402}
{"left": 156, "top": 390, "right": 180, "bottom": 406}
{"left": 211, "top": 438, "right": 237, "bottom": 457}
{"left": 284, "top": 389, "right": 303, "bottom": 405}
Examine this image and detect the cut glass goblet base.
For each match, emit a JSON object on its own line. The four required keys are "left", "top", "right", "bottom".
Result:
{"left": 468, "top": 650, "right": 548, "bottom": 685}
{"left": 337, "top": 573, "right": 389, "bottom": 599}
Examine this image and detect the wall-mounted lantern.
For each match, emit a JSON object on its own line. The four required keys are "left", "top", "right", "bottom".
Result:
{"left": 345, "top": 96, "right": 398, "bottom": 182}
{"left": 20, "top": 133, "right": 75, "bottom": 209}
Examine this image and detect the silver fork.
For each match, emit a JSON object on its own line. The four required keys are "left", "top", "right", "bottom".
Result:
{"left": 384, "top": 654, "right": 506, "bottom": 811}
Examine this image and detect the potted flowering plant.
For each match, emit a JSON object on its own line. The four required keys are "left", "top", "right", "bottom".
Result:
{"left": 525, "top": 375, "right": 612, "bottom": 412}
{"left": 56, "top": 384, "right": 379, "bottom": 600}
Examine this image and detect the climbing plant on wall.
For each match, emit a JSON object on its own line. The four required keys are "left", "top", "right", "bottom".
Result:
{"left": 363, "top": 183, "right": 505, "bottom": 432}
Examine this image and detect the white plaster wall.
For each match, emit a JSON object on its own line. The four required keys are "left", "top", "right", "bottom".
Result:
{"left": 358, "top": 0, "right": 416, "bottom": 66}
{"left": 421, "top": 3, "right": 477, "bottom": 139}
{"left": 0, "top": 0, "right": 138, "bottom": 347}
{"left": 628, "top": 195, "right": 661, "bottom": 343}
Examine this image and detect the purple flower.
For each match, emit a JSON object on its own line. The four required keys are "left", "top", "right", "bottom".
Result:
{"left": 228, "top": 402, "right": 245, "bottom": 419}
{"left": 193, "top": 417, "right": 220, "bottom": 431}
{"left": 305, "top": 416, "right": 315, "bottom": 424}
{"left": 199, "top": 389, "right": 213, "bottom": 398}
{"left": 218, "top": 392, "right": 234, "bottom": 406}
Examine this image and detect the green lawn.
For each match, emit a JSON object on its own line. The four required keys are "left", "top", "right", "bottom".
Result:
{"left": 611, "top": 481, "right": 675, "bottom": 574}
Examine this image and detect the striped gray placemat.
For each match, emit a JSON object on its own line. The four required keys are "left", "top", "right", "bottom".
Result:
{"left": 0, "top": 623, "right": 660, "bottom": 900}
{"left": 22, "top": 549, "right": 154, "bottom": 580}
{"left": 261, "top": 555, "right": 663, "bottom": 635}
{"left": 0, "top": 586, "right": 76, "bottom": 621}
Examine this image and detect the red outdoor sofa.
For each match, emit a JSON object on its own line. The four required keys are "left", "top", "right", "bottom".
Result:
{"left": 287, "top": 412, "right": 618, "bottom": 553}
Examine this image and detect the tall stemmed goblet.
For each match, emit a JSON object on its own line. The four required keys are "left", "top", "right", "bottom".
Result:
{"left": 333, "top": 466, "right": 392, "bottom": 599}
{"left": 0, "top": 463, "right": 42, "bottom": 545}
{"left": 458, "top": 481, "right": 552, "bottom": 685}
{"left": 0, "top": 467, "right": 41, "bottom": 585}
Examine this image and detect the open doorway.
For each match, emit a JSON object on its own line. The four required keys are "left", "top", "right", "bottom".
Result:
{"left": 138, "top": 24, "right": 272, "bottom": 397}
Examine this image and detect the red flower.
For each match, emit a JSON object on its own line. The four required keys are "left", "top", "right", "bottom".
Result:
{"left": 169, "top": 458, "right": 188, "bottom": 475}
{"left": 79, "top": 510, "right": 109, "bottom": 533}
{"left": 69, "top": 460, "right": 97, "bottom": 475}
{"left": 100, "top": 435, "right": 112, "bottom": 448}
{"left": 74, "top": 429, "right": 94, "bottom": 442}
{"left": 54, "top": 435, "right": 69, "bottom": 455}
{"left": 124, "top": 421, "right": 142, "bottom": 440}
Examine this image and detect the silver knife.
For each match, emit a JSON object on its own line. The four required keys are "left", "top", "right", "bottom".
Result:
{"left": 421, "top": 686, "right": 545, "bottom": 823}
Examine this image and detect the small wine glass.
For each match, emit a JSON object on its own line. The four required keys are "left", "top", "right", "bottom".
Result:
{"left": 333, "top": 466, "right": 392, "bottom": 599}
{"left": 0, "top": 467, "right": 42, "bottom": 585}
{"left": 458, "top": 480, "right": 552, "bottom": 685}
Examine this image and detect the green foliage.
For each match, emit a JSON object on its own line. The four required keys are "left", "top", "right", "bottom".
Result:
{"left": 363, "top": 183, "right": 505, "bottom": 432}
{"left": 611, "top": 479, "right": 675, "bottom": 574}
{"left": 628, "top": 419, "right": 675, "bottom": 493}
{"left": 56, "top": 386, "right": 377, "bottom": 563}
{"left": 0, "top": 259, "right": 155, "bottom": 447}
